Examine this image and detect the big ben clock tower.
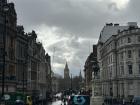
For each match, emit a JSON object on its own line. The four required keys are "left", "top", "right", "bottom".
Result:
{"left": 64, "top": 62, "right": 70, "bottom": 79}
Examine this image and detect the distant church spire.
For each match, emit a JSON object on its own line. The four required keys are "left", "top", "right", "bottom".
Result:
{"left": 79, "top": 70, "right": 82, "bottom": 81}
{"left": 64, "top": 62, "right": 70, "bottom": 79}
{"left": 65, "top": 62, "right": 68, "bottom": 69}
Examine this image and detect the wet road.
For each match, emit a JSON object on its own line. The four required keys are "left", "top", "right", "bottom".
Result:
{"left": 48, "top": 100, "right": 67, "bottom": 105}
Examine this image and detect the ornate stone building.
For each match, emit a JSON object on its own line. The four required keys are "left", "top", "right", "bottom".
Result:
{"left": 0, "top": 1, "right": 52, "bottom": 101}
{"left": 45, "top": 54, "right": 52, "bottom": 96}
{"left": 84, "top": 45, "right": 97, "bottom": 91}
{"left": 26, "top": 31, "right": 39, "bottom": 96}
{"left": 64, "top": 62, "right": 70, "bottom": 90}
{"left": 36, "top": 42, "right": 46, "bottom": 100}
{"left": 0, "top": 0, "right": 17, "bottom": 93}
{"left": 16, "top": 26, "right": 28, "bottom": 93}
{"left": 97, "top": 22, "right": 140, "bottom": 102}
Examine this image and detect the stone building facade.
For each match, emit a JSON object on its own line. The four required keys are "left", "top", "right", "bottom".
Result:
{"left": 0, "top": 0, "right": 17, "bottom": 93}
{"left": 16, "top": 26, "right": 28, "bottom": 93}
{"left": 97, "top": 22, "right": 140, "bottom": 101}
{"left": 84, "top": 45, "right": 97, "bottom": 91}
{"left": 0, "top": 0, "right": 52, "bottom": 100}
{"left": 26, "top": 31, "right": 39, "bottom": 96}
{"left": 16, "top": 29, "right": 52, "bottom": 100}
{"left": 37, "top": 43, "right": 49, "bottom": 100}
{"left": 45, "top": 54, "right": 52, "bottom": 95}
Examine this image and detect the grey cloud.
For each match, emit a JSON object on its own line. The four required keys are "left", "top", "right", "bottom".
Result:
{"left": 11, "top": 0, "right": 115, "bottom": 38}
{"left": 10, "top": 0, "right": 140, "bottom": 75}
{"left": 47, "top": 35, "right": 92, "bottom": 74}
{"left": 108, "top": 3, "right": 119, "bottom": 11}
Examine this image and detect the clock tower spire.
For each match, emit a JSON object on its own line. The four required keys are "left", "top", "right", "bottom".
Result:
{"left": 64, "top": 62, "right": 70, "bottom": 79}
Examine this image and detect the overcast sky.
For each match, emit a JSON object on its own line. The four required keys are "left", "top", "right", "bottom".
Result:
{"left": 10, "top": 0, "right": 140, "bottom": 76}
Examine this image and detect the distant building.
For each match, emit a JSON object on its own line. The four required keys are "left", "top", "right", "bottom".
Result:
{"left": 97, "top": 22, "right": 140, "bottom": 101}
{"left": 72, "top": 71, "right": 83, "bottom": 90}
{"left": 51, "top": 62, "right": 83, "bottom": 93}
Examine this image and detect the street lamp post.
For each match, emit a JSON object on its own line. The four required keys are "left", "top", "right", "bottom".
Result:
{"left": 2, "top": 5, "right": 8, "bottom": 98}
{"left": 22, "top": 68, "right": 25, "bottom": 94}
{"left": 70, "top": 74, "right": 72, "bottom": 90}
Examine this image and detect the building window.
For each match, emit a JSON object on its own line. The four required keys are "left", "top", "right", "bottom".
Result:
{"left": 117, "top": 41, "right": 119, "bottom": 47}
{"left": 138, "top": 49, "right": 140, "bottom": 58}
{"left": 128, "top": 82, "right": 133, "bottom": 90}
{"left": 139, "top": 64, "right": 140, "bottom": 74}
{"left": 9, "top": 65, "right": 15, "bottom": 76}
{"left": 128, "top": 50, "right": 132, "bottom": 58}
{"left": 120, "top": 52, "right": 123, "bottom": 60}
{"left": 110, "top": 66, "right": 112, "bottom": 78}
{"left": 120, "top": 65, "right": 124, "bottom": 75}
{"left": 0, "top": 63, "right": 2, "bottom": 74}
{"left": 0, "top": 48, "right": 3, "bottom": 57}
{"left": 0, "top": 35, "right": 3, "bottom": 43}
{"left": 110, "top": 55, "right": 112, "bottom": 63}
{"left": 128, "top": 64, "right": 133, "bottom": 74}
{"left": 120, "top": 39, "right": 123, "bottom": 44}
{"left": 31, "top": 71, "right": 37, "bottom": 80}
{"left": 128, "top": 37, "right": 131, "bottom": 43}
{"left": 138, "top": 36, "right": 140, "bottom": 42}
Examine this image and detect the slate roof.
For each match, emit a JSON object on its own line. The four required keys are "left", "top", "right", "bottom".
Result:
{"left": 99, "top": 23, "right": 129, "bottom": 43}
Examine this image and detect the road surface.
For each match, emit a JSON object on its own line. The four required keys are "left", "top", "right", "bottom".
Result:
{"left": 48, "top": 100, "right": 67, "bottom": 105}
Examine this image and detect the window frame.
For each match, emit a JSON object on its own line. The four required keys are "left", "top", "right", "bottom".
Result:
{"left": 128, "top": 50, "right": 132, "bottom": 58}
{"left": 128, "top": 37, "right": 131, "bottom": 43}
{"left": 128, "top": 64, "right": 133, "bottom": 74}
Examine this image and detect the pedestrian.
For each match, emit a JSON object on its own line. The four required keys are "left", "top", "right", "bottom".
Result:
{"left": 63, "top": 95, "right": 67, "bottom": 105}
{"left": 15, "top": 100, "right": 24, "bottom": 105}
{"left": 123, "top": 98, "right": 125, "bottom": 105}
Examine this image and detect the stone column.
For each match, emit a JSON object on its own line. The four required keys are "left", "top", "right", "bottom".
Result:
{"left": 124, "top": 81, "right": 128, "bottom": 98}
{"left": 91, "top": 79, "right": 104, "bottom": 105}
{"left": 134, "top": 80, "right": 138, "bottom": 96}
{"left": 120, "top": 82, "right": 123, "bottom": 97}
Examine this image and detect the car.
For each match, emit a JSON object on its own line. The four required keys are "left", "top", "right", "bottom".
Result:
{"left": 132, "top": 96, "right": 140, "bottom": 105}
{"left": 67, "top": 95, "right": 90, "bottom": 105}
